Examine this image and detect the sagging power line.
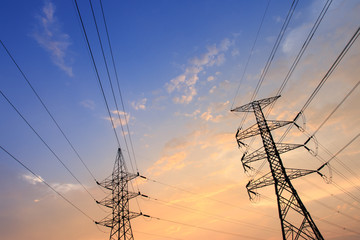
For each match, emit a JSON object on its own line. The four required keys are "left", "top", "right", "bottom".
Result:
{"left": 232, "top": 96, "right": 324, "bottom": 240}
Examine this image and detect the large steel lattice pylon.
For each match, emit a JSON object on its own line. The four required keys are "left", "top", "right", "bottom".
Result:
{"left": 231, "top": 96, "right": 323, "bottom": 240}
{"left": 95, "top": 148, "right": 140, "bottom": 240}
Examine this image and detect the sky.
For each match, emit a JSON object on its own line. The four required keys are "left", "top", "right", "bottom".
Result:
{"left": 0, "top": 0, "right": 360, "bottom": 239}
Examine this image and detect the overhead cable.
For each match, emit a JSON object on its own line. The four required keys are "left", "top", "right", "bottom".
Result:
{"left": 143, "top": 214, "right": 264, "bottom": 240}
{"left": 0, "top": 90, "right": 98, "bottom": 203}
{"left": 280, "top": 26, "right": 360, "bottom": 143}
{"left": 134, "top": 230, "right": 184, "bottom": 240}
{"left": 238, "top": 0, "right": 334, "bottom": 177}
{"left": 239, "top": 0, "right": 299, "bottom": 129}
{"left": 265, "top": 0, "right": 333, "bottom": 117}
{"left": 312, "top": 80, "right": 359, "bottom": 137}
{"left": 313, "top": 215, "right": 360, "bottom": 235}
{"left": 88, "top": 0, "right": 136, "bottom": 175}
{"left": 99, "top": 0, "right": 140, "bottom": 173}
{"left": 140, "top": 175, "right": 277, "bottom": 220}
{"left": 299, "top": 189, "right": 360, "bottom": 222}
{"left": 0, "top": 39, "right": 100, "bottom": 184}
{"left": 259, "top": 192, "right": 360, "bottom": 235}
{"left": 324, "top": 133, "right": 360, "bottom": 168}
{"left": 231, "top": 0, "right": 272, "bottom": 110}
{"left": 141, "top": 193, "right": 278, "bottom": 233}
{"left": 87, "top": 0, "right": 142, "bottom": 213}
{"left": 73, "top": 0, "right": 121, "bottom": 146}
{"left": 0, "top": 145, "right": 94, "bottom": 222}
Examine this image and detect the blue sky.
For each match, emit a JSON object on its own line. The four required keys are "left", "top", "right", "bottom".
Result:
{"left": 1, "top": 0, "right": 360, "bottom": 239}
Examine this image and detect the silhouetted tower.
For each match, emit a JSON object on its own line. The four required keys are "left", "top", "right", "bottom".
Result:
{"left": 95, "top": 148, "right": 140, "bottom": 240}
{"left": 231, "top": 96, "right": 324, "bottom": 240}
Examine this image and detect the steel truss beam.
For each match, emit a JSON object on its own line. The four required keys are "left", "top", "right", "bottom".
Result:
{"left": 242, "top": 143, "right": 303, "bottom": 170}
{"left": 232, "top": 96, "right": 323, "bottom": 240}
{"left": 95, "top": 148, "right": 140, "bottom": 240}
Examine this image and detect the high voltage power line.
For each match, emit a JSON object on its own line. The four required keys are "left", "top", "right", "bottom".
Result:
{"left": 0, "top": 40, "right": 100, "bottom": 185}
{"left": 301, "top": 177, "right": 360, "bottom": 212}
{"left": 236, "top": 0, "right": 333, "bottom": 159}
{"left": 0, "top": 145, "right": 95, "bottom": 222}
{"left": 88, "top": 0, "right": 137, "bottom": 175}
{"left": 258, "top": 192, "right": 360, "bottom": 235}
{"left": 1, "top": 0, "right": 359, "bottom": 238}
{"left": 252, "top": 77, "right": 360, "bottom": 182}
{"left": 238, "top": 0, "right": 299, "bottom": 129}
{"left": 231, "top": 0, "right": 271, "bottom": 110}
{"left": 140, "top": 175, "right": 277, "bottom": 220}
{"left": 279, "top": 26, "right": 360, "bottom": 143}
{"left": 140, "top": 193, "right": 278, "bottom": 233}
{"left": 3, "top": 145, "right": 249, "bottom": 240}
{"left": 143, "top": 214, "right": 265, "bottom": 240}
{"left": 74, "top": 0, "right": 144, "bottom": 217}
{"left": 73, "top": 0, "right": 121, "bottom": 147}
{"left": 230, "top": 7, "right": 359, "bottom": 237}
{"left": 0, "top": 90, "right": 99, "bottom": 204}
{"left": 265, "top": 0, "right": 333, "bottom": 117}
{"left": 248, "top": 25, "right": 360, "bottom": 197}
{"left": 99, "top": 0, "right": 140, "bottom": 173}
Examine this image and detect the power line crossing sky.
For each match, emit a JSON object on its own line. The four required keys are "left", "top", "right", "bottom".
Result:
{"left": 0, "top": 1, "right": 360, "bottom": 239}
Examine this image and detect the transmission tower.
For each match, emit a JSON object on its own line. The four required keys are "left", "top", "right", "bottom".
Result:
{"left": 231, "top": 96, "right": 324, "bottom": 240}
{"left": 95, "top": 148, "right": 141, "bottom": 240}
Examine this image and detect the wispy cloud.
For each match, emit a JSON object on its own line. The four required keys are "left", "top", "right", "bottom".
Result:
{"left": 165, "top": 39, "right": 233, "bottom": 104}
{"left": 51, "top": 183, "right": 82, "bottom": 193}
{"left": 22, "top": 174, "right": 82, "bottom": 194}
{"left": 32, "top": 1, "right": 73, "bottom": 76}
{"left": 200, "top": 100, "right": 230, "bottom": 123}
{"left": 146, "top": 131, "right": 202, "bottom": 176}
{"left": 131, "top": 98, "right": 147, "bottom": 110}
{"left": 175, "top": 109, "right": 201, "bottom": 119}
{"left": 22, "top": 174, "right": 44, "bottom": 185}
{"left": 79, "top": 99, "right": 95, "bottom": 110}
{"left": 207, "top": 76, "right": 215, "bottom": 81}
{"left": 105, "top": 110, "right": 131, "bottom": 129}
{"left": 147, "top": 151, "right": 188, "bottom": 176}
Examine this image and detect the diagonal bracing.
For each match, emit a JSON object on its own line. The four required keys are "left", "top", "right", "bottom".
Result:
{"left": 232, "top": 96, "right": 324, "bottom": 240}
{"left": 95, "top": 148, "right": 141, "bottom": 240}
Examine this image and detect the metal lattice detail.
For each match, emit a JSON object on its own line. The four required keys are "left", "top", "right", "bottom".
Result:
{"left": 236, "top": 121, "right": 293, "bottom": 143}
{"left": 96, "top": 148, "right": 140, "bottom": 240}
{"left": 231, "top": 95, "right": 280, "bottom": 112}
{"left": 246, "top": 168, "right": 317, "bottom": 197}
{"left": 242, "top": 143, "right": 303, "bottom": 170}
{"left": 233, "top": 96, "right": 323, "bottom": 240}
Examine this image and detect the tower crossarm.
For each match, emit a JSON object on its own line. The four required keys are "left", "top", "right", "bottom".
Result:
{"left": 96, "top": 172, "right": 139, "bottom": 190}
{"left": 96, "top": 191, "right": 141, "bottom": 208}
{"left": 234, "top": 96, "right": 323, "bottom": 239}
{"left": 96, "top": 148, "right": 139, "bottom": 240}
{"left": 95, "top": 211, "right": 142, "bottom": 228}
{"left": 231, "top": 95, "right": 280, "bottom": 112}
{"left": 236, "top": 120, "right": 293, "bottom": 143}
{"left": 283, "top": 219, "right": 319, "bottom": 240}
{"left": 242, "top": 143, "right": 303, "bottom": 169}
{"left": 246, "top": 168, "right": 317, "bottom": 195}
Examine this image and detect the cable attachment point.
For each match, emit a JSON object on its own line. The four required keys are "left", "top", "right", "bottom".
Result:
{"left": 317, "top": 163, "right": 332, "bottom": 184}
{"left": 246, "top": 181, "right": 259, "bottom": 203}
{"left": 304, "top": 135, "right": 318, "bottom": 157}
{"left": 293, "top": 111, "right": 306, "bottom": 132}
{"left": 237, "top": 139, "right": 248, "bottom": 149}
{"left": 240, "top": 152, "right": 253, "bottom": 173}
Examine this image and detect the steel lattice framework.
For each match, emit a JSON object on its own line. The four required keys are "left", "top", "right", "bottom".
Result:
{"left": 231, "top": 96, "right": 324, "bottom": 240}
{"left": 95, "top": 148, "right": 140, "bottom": 240}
